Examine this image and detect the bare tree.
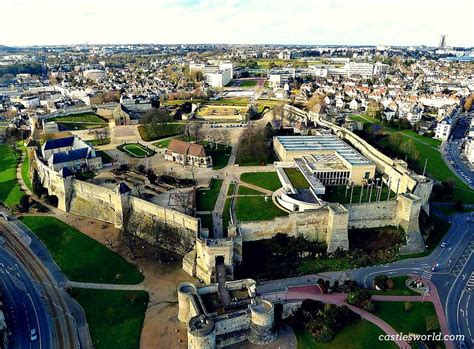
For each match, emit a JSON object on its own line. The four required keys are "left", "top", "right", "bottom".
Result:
{"left": 184, "top": 121, "right": 203, "bottom": 143}
{"left": 175, "top": 190, "right": 194, "bottom": 215}
{"left": 219, "top": 129, "right": 231, "bottom": 148}
{"left": 104, "top": 231, "right": 118, "bottom": 248}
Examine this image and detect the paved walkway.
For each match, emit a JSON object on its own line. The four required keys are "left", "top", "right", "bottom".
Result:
{"left": 268, "top": 288, "right": 411, "bottom": 349}
{"left": 67, "top": 281, "right": 146, "bottom": 291}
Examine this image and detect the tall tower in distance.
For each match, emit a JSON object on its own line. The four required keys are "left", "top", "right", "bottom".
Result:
{"left": 438, "top": 35, "right": 447, "bottom": 49}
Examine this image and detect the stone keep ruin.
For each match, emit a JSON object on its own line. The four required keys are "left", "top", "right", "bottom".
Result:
{"left": 177, "top": 280, "right": 276, "bottom": 349}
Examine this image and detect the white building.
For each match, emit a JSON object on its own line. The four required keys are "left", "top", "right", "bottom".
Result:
{"left": 373, "top": 62, "right": 389, "bottom": 77}
{"left": 21, "top": 96, "right": 40, "bottom": 108}
{"left": 346, "top": 62, "right": 374, "bottom": 78}
{"left": 190, "top": 61, "right": 234, "bottom": 87}
{"left": 434, "top": 119, "right": 452, "bottom": 140}
{"left": 268, "top": 70, "right": 294, "bottom": 87}
{"left": 205, "top": 69, "right": 232, "bottom": 88}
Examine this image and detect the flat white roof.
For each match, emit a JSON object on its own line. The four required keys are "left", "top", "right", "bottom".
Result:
{"left": 276, "top": 135, "right": 372, "bottom": 166}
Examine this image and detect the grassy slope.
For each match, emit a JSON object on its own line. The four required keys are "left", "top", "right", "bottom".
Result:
{"left": 21, "top": 150, "right": 32, "bottom": 191}
{"left": 375, "top": 301, "right": 443, "bottom": 347}
{"left": 284, "top": 167, "right": 310, "bottom": 189}
{"left": 20, "top": 216, "right": 143, "bottom": 284}
{"left": 72, "top": 289, "right": 148, "bottom": 349}
{"left": 196, "top": 179, "right": 223, "bottom": 211}
{"left": 0, "top": 144, "right": 24, "bottom": 207}
{"left": 138, "top": 123, "right": 185, "bottom": 142}
{"left": 351, "top": 114, "right": 473, "bottom": 203}
{"left": 240, "top": 172, "right": 281, "bottom": 192}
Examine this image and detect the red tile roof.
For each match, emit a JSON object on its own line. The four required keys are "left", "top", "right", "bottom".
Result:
{"left": 167, "top": 139, "right": 207, "bottom": 158}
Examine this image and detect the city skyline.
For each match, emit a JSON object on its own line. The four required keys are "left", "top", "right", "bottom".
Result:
{"left": 2, "top": 0, "right": 473, "bottom": 47}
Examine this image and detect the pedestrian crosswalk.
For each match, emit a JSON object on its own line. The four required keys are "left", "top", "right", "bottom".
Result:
{"left": 421, "top": 270, "right": 433, "bottom": 280}
{"left": 450, "top": 241, "right": 474, "bottom": 277}
{"left": 466, "top": 272, "right": 474, "bottom": 292}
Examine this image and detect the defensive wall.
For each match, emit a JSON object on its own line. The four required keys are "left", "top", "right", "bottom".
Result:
{"left": 34, "top": 155, "right": 199, "bottom": 255}
{"left": 238, "top": 193, "right": 423, "bottom": 253}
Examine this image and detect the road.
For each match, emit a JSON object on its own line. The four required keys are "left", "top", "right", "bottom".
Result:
{"left": 0, "top": 246, "right": 51, "bottom": 349}
{"left": 256, "top": 210, "right": 474, "bottom": 349}
{"left": 442, "top": 111, "right": 474, "bottom": 188}
{"left": 0, "top": 219, "right": 80, "bottom": 349}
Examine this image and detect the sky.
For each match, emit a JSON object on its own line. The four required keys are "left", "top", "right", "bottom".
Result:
{"left": 2, "top": 0, "right": 473, "bottom": 47}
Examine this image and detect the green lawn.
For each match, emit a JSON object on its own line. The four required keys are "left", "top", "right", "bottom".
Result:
{"left": 152, "top": 138, "right": 173, "bottom": 148}
{"left": 240, "top": 172, "right": 281, "bottom": 192}
{"left": 227, "top": 183, "right": 236, "bottom": 196}
{"left": 369, "top": 276, "right": 418, "bottom": 296}
{"left": 56, "top": 122, "right": 107, "bottom": 131}
{"left": 203, "top": 142, "right": 232, "bottom": 170}
{"left": 237, "top": 185, "right": 265, "bottom": 195}
{"left": 52, "top": 113, "right": 108, "bottom": 123}
{"left": 196, "top": 179, "right": 223, "bottom": 211}
{"left": 323, "top": 185, "right": 396, "bottom": 204}
{"left": 117, "top": 143, "right": 155, "bottom": 158}
{"left": 235, "top": 195, "right": 288, "bottom": 221}
{"left": 86, "top": 138, "right": 111, "bottom": 146}
{"left": 239, "top": 80, "right": 257, "bottom": 87}
{"left": 223, "top": 198, "right": 232, "bottom": 236}
{"left": 0, "top": 144, "right": 24, "bottom": 207}
{"left": 197, "top": 214, "right": 213, "bottom": 232}
{"left": 375, "top": 301, "right": 443, "bottom": 348}
{"left": 21, "top": 149, "right": 33, "bottom": 192}
{"left": 236, "top": 151, "right": 275, "bottom": 166}
{"left": 19, "top": 216, "right": 143, "bottom": 284}
{"left": 72, "top": 289, "right": 148, "bottom": 349}
{"left": 295, "top": 319, "right": 397, "bottom": 349}
{"left": 284, "top": 168, "right": 310, "bottom": 189}
{"left": 138, "top": 123, "right": 185, "bottom": 142}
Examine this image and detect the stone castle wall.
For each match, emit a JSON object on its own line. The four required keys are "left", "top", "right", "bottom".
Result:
{"left": 346, "top": 200, "right": 398, "bottom": 229}
{"left": 34, "top": 156, "right": 199, "bottom": 255}
{"left": 239, "top": 196, "right": 424, "bottom": 253}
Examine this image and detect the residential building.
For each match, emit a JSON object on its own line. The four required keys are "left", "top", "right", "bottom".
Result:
{"left": 434, "top": 118, "right": 452, "bottom": 140}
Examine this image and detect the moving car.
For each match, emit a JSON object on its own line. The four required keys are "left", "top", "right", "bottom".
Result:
{"left": 30, "top": 328, "right": 38, "bottom": 341}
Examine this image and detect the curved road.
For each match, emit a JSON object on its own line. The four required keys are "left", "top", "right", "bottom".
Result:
{"left": 257, "top": 210, "right": 474, "bottom": 349}
{"left": 0, "top": 220, "right": 80, "bottom": 349}
{"left": 0, "top": 247, "right": 51, "bottom": 349}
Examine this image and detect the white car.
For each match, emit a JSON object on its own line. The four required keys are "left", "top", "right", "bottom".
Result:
{"left": 440, "top": 242, "right": 447, "bottom": 248}
{"left": 30, "top": 328, "right": 38, "bottom": 341}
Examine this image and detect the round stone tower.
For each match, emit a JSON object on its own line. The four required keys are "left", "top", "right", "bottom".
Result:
{"left": 248, "top": 299, "right": 277, "bottom": 345}
{"left": 177, "top": 282, "right": 196, "bottom": 323}
{"left": 187, "top": 314, "right": 216, "bottom": 349}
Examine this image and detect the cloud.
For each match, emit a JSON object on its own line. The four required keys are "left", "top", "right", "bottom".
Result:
{"left": 1, "top": 0, "right": 473, "bottom": 46}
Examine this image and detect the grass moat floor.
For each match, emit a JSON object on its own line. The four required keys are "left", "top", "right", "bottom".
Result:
{"left": 20, "top": 216, "right": 143, "bottom": 284}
